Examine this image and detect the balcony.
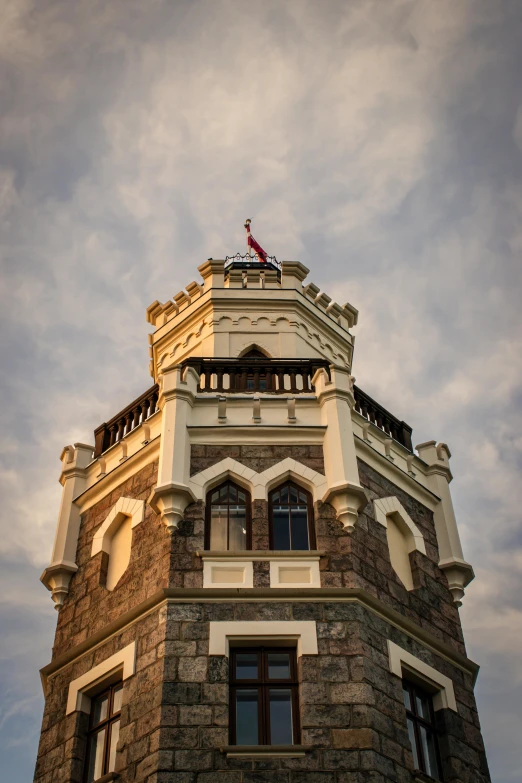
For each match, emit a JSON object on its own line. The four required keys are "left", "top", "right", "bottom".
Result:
{"left": 183, "top": 356, "right": 331, "bottom": 394}
{"left": 93, "top": 357, "right": 413, "bottom": 457}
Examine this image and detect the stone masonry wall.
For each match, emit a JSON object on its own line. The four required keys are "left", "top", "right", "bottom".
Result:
{"left": 315, "top": 459, "right": 466, "bottom": 656}
{"left": 36, "top": 600, "right": 489, "bottom": 783}
{"left": 187, "top": 446, "right": 464, "bottom": 654}
{"left": 53, "top": 461, "right": 167, "bottom": 658}
{"left": 190, "top": 445, "right": 325, "bottom": 477}
{"left": 36, "top": 448, "right": 489, "bottom": 782}
{"left": 35, "top": 605, "right": 167, "bottom": 783}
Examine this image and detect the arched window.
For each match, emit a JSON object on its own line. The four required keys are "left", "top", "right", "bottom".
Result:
{"left": 206, "top": 480, "right": 251, "bottom": 551}
{"left": 269, "top": 481, "right": 315, "bottom": 551}
{"left": 241, "top": 347, "right": 271, "bottom": 391}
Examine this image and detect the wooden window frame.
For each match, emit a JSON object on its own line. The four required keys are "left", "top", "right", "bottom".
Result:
{"left": 229, "top": 646, "right": 300, "bottom": 746}
{"left": 205, "top": 480, "right": 252, "bottom": 551}
{"left": 268, "top": 480, "right": 316, "bottom": 551}
{"left": 84, "top": 681, "right": 122, "bottom": 783}
{"left": 403, "top": 679, "right": 444, "bottom": 780}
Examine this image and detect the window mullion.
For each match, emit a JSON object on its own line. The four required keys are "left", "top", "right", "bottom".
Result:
{"left": 260, "top": 685, "right": 268, "bottom": 745}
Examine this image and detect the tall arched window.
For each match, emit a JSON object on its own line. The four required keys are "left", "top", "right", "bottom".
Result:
{"left": 205, "top": 480, "right": 251, "bottom": 551}
{"left": 269, "top": 481, "right": 315, "bottom": 551}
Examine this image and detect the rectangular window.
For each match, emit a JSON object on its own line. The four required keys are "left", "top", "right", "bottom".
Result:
{"left": 403, "top": 679, "right": 443, "bottom": 780}
{"left": 85, "top": 682, "right": 122, "bottom": 782}
{"left": 230, "top": 648, "right": 299, "bottom": 746}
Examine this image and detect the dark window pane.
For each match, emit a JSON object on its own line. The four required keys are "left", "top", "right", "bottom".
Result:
{"left": 108, "top": 718, "right": 120, "bottom": 772}
{"left": 230, "top": 485, "right": 237, "bottom": 502}
{"left": 290, "top": 507, "right": 309, "bottom": 550}
{"left": 420, "top": 725, "right": 441, "bottom": 780}
{"left": 269, "top": 689, "right": 293, "bottom": 745}
{"left": 86, "top": 727, "right": 106, "bottom": 783}
{"left": 211, "top": 490, "right": 219, "bottom": 503}
{"left": 402, "top": 684, "right": 412, "bottom": 711}
{"left": 298, "top": 491, "right": 307, "bottom": 503}
{"left": 272, "top": 491, "right": 280, "bottom": 503}
{"left": 259, "top": 378, "right": 267, "bottom": 390}
{"left": 92, "top": 694, "right": 108, "bottom": 726}
{"left": 236, "top": 654, "right": 258, "bottom": 679}
{"left": 112, "top": 685, "right": 123, "bottom": 715}
{"left": 268, "top": 653, "right": 291, "bottom": 679}
{"left": 236, "top": 690, "right": 259, "bottom": 745}
{"left": 247, "top": 378, "right": 254, "bottom": 390}
{"left": 290, "top": 486, "right": 298, "bottom": 503}
{"left": 238, "top": 490, "right": 246, "bottom": 503}
{"left": 272, "top": 507, "right": 291, "bottom": 550}
{"left": 210, "top": 507, "right": 228, "bottom": 549}
{"left": 219, "top": 485, "right": 228, "bottom": 501}
{"left": 280, "top": 486, "right": 288, "bottom": 503}
{"left": 407, "top": 717, "right": 420, "bottom": 769}
{"left": 229, "top": 506, "right": 247, "bottom": 550}
{"left": 415, "top": 692, "right": 431, "bottom": 722}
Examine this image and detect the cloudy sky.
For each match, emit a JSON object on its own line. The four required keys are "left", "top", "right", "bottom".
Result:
{"left": 1, "top": 0, "right": 521, "bottom": 780}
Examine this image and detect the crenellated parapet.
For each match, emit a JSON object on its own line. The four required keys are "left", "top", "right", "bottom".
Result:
{"left": 145, "top": 259, "right": 358, "bottom": 381}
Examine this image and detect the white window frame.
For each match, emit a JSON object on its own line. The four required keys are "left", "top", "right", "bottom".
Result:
{"left": 387, "top": 640, "right": 457, "bottom": 712}
{"left": 66, "top": 642, "right": 136, "bottom": 715}
{"left": 209, "top": 621, "right": 318, "bottom": 658}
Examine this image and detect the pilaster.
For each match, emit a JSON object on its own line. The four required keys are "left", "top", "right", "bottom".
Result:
{"left": 40, "top": 443, "right": 94, "bottom": 609}
{"left": 148, "top": 364, "right": 198, "bottom": 531}
{"left": 313, "top": 366, "right": 367, "bottom": 531}
{"left": 416, "top": 440, "right": 474, "bottom": 606}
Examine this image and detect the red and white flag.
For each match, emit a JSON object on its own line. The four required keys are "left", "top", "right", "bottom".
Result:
{"left": 245, "top": 219, "right": 268, "bottom": 262}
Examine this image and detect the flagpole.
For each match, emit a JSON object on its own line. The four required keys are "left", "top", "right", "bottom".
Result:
{"left": 245, "top": 218, "right": 251, "bottom": 260}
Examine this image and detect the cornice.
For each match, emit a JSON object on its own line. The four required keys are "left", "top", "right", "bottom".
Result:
{"left": 40, "top": 587, "right": 479, "bottom": 693}
{"left": 151, "top": 287, "right": 354, "bottom": 358}
{"left": 187, "top": 424, "right": 326, "bottom": 444}
{"left": 354, "top": 434, "right": 440, "bottom": 509}
{"left": 73, "top": 437, "right": 160, "bottom": 514}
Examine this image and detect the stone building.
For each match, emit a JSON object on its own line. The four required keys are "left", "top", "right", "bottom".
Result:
{"left": 35, "top": 250, "right": 490, "bottom": 783}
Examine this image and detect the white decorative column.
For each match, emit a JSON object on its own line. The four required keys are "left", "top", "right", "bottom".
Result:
{"left": 149, "top": 365, "right": 198, "bottom": 532}
{"left": 416, "top": 441, "right": 474, "bottom": 606}
{"left": 40, "top": 443, "right": 94, "bottom": 609}
{"left": 314, "top": 366, "right": 367, "bottom": 531}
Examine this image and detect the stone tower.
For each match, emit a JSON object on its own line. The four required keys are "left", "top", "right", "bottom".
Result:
{"left": 35, "top": 250, "right": 490, "bottom": 783}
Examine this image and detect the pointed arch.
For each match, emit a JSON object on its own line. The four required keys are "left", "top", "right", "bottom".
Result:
{"left": 237, "top": 344, "right": 272, "bottom": 358}
{"left": 373, "top": 496, "right": 426, "bottom": 591}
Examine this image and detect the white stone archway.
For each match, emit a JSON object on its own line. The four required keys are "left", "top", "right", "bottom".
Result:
{"left": 188, "top": 457, "right": 328, "bottom": 503}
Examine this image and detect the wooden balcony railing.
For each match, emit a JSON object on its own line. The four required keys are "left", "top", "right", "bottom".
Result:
{"left": 92, "top": 359, "right": 413, "bottom": 457}
{"left": 353, "top": 386, "right": 413, "bottom": 452}
{"left": 182, "top": 357, "right": 331, "bottom": 394}
{"left": 93, "top": 385, "right": 159, "bottom": 458}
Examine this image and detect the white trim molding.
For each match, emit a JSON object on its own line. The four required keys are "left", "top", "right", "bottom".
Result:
{"left": 209, "top": 621, "right": 318, "bottom": 658}
{"left": 91, "top": 497, "right": 145, "bottom": 557}
{"left": 66, "top": 642, "right": 136, "bottom": 715}
{"left": 373, "top": 496, "right": 426, "bottom": 555}
{"left": 203, "top": 559, "right": 254, "bottom": 588}
{"left": 188, "top": 456, "right": 328, "bottom": 503}
{"left": 269, "top": 558, "right": 321, "bottom": 588}
{"left": 387, "top": 640, "right": 457, "bottom": 712}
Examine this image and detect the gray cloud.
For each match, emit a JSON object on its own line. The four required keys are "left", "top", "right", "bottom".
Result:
{"left": 1, "top": 1, "right": 521, "bottom": 779}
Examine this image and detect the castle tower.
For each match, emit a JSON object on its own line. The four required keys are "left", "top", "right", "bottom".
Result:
{"left": 35, "top": 243, "right": 490, "bottom": 783}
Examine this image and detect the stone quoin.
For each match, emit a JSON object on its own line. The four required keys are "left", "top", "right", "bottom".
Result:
{"left": 35, "top": 242, "right": 489, "bottom": 783}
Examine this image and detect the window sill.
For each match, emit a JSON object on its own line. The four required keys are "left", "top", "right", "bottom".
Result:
{"left": 413, "top": 772, "right": 441, "bottom": 783}
{"left": 198, "top": 550, "right": 326, "bottom": 559}
{"left": 95, "top": 773, "right": 119, "bottom": 783}
{"left": 220, "top": 745, "right": 309, "bottom": 758}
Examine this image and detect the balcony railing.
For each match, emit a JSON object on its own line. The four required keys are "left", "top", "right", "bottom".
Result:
{"left": 353, "top": 386, "right": 413, "bottom": 452}
{"left": 224, "top": 253, "right": 281, "bottom": 273}
{"left": 93, "top": 385, "right": 159, "bottom": 458}
{"left": 182, "top": 357, "right": 331, "bottom": 394}
{"left": 92, "top": 359, "right": 413, "bottom": 457}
